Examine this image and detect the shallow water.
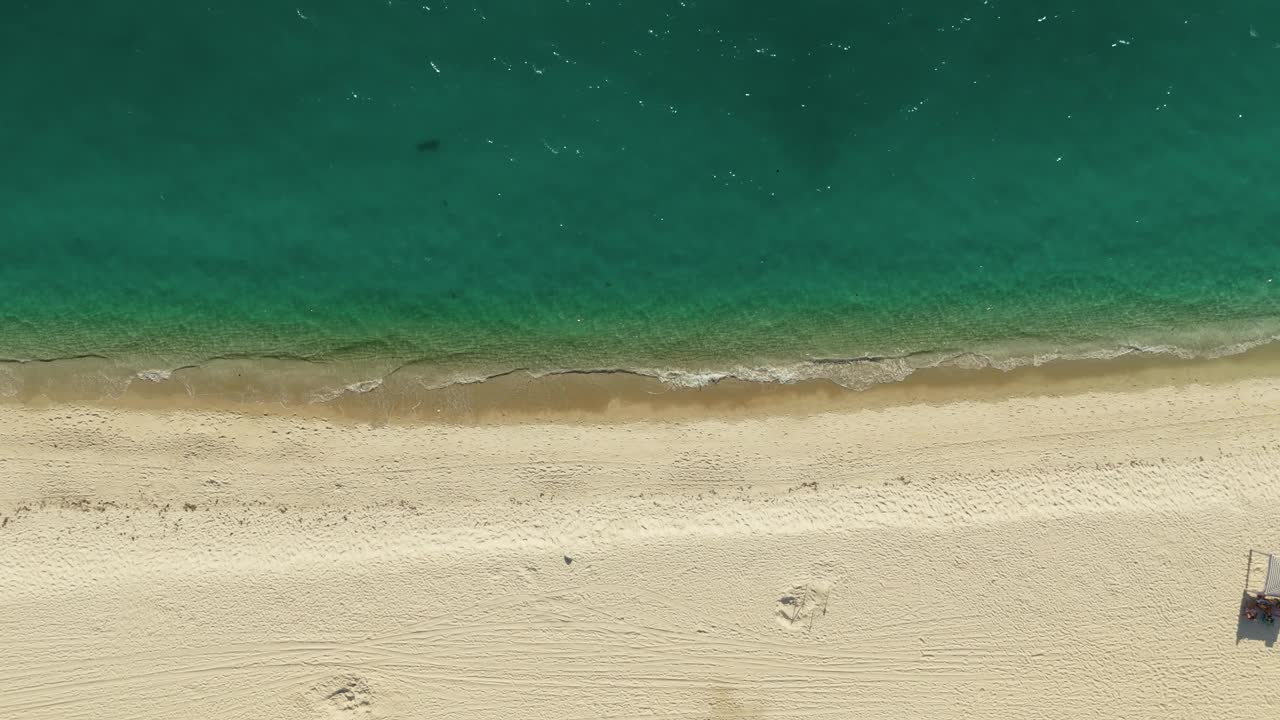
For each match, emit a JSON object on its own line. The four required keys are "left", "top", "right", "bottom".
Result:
{"left": 2, "top": 1, "right": 1278, "bottom": 392}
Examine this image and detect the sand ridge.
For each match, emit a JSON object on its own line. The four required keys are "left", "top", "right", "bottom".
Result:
{"left": 3, "top": 376, "right": 1280, "bottom": 718}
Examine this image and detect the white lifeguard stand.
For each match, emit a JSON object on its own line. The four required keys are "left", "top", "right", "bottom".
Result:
{"left": 1244, "top": 550, "right": 1280, "bottom": 599}
{"left": 1242, "top": 550, "right": 1280, "bottom": 623}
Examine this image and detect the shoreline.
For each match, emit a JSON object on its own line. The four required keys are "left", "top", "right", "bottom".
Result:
{"left": 2, "top": 338, "right": 1280, "bottom": 424}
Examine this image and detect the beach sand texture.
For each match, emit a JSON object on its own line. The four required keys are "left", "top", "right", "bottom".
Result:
{"left": 4, "top": 375, "right": 1280, "bottom": 718}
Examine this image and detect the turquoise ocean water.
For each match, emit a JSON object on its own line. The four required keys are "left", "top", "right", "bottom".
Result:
{"left": 2, "top": 1, "right": 1279, "bottom": 394}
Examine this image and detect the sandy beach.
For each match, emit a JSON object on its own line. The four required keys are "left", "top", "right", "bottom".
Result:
{"left": 4, "top": 368, "right": 1280, "bottom": 719}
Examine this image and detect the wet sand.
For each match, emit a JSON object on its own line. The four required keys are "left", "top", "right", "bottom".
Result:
{"left": 4, "top": 340, "right": 1280, "bottom": 424}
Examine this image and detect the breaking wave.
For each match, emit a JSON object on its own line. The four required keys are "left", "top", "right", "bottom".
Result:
{"left": 1, "top": 320, "right": 1278, "bottom": 410}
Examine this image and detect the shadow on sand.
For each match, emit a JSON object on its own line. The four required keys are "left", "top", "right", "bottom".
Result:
{"left": 1236, "top": 592, "right": 1279, "bottom": 646}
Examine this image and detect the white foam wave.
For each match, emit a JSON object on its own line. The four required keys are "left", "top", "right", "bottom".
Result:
{"left": 602, "top": 331, "right": 1280, "bottom": 391}
{"left": 135, "top": 369, "right": 174, "bottom": 382}
{"left": 346, "top": 379, "right": 384, "bottom": 394}
{"left": 4, "top": 321, "right": 1279, "bottom": 405}
{"left": 308, "top": 378, "right": 385, "bottom": 404}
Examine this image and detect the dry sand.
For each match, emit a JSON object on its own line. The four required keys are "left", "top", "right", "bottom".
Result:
{"left": 4, "top": 372, "right": 1280, "bottom": 718}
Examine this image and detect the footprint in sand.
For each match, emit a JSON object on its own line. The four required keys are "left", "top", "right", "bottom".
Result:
{"left": 775, "top": 580, "right": 832, "bottom": 631}
{"left": 318, "top": 675, "right": 374, "bottom": 716}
